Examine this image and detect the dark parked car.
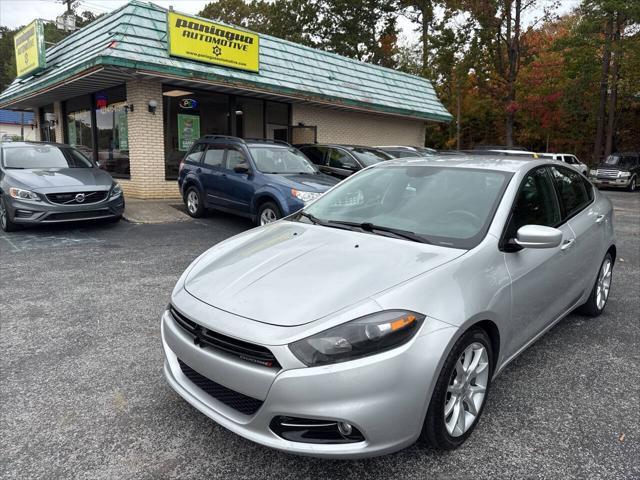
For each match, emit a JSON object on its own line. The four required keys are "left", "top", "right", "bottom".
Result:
{"left": 375, "top": 145, "right": 436, "bottom": 158}
{"left": 297, "top": 144, "right": 393, "bottom": 179}
{"left": 589, "top": 152, "right": 639, "bottom": 192}
{"left": 178, "top": 136, "right": 339, "bottom": 225}
{"left": 0, "top": 141, "right": 124, "bottom": 232}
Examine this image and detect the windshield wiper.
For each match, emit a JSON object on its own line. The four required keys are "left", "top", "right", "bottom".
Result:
{"left": 326, "top": 220, "right": 431, "bottom": 244}
{"left": 297, "top": 212, "right": 358, "bottom": 232}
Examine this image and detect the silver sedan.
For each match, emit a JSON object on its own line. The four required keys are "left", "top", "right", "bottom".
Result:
{"left": 161, "top": 155, "right": 616, "bottom": 458}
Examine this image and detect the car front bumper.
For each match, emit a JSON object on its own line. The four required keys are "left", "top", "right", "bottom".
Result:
{"left": 161, "top": 305, "right": 457, "bottom": 458}
{"left": 590, "top": 177, "right": 632, "bottom": 188}
{"left": 5, "top": 193, "right": 124, "bottom": 224}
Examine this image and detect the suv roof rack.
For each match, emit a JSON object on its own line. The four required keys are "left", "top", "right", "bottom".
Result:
{"left": 201, "top": 134, "right": 244, "bottom": 142}
{"left": 243, "top": 138, "right": 291, "bottom": 147}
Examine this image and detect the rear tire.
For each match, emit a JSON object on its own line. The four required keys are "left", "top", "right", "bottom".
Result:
{"left": 421, "top": 328, "right": 493, "bottom": 450}
{"left": 184, "top": 187, "right": 204, "bottom": 218}
{"left": 0, "top": 196, "right": 19, "bottom": 232}
{"left": 576, "top": 252, "right": 613, "bottom": 317}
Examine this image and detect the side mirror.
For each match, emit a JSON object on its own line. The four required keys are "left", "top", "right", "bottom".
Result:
{"left": 234, "top": 162, "right": 250, "bottom": 174}
{"left": 514, "top": 225, "right": 563, "bottom": 249}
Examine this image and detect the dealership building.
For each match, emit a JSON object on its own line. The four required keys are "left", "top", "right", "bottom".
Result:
{"left": 0, "top": 0, "right": 451, "bottom": 198}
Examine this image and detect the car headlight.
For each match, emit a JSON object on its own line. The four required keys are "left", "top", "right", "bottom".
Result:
{"left": 291, "top": 189, "right": 321, "bottom": 203}
{"left": 289, "top": 310, "right": 425, "bottom": 367}
{"left": 619, "top": 171, "right": 630, "bottom": 178}
{"left": 9, "top": 187, "right": 40, "bottom": 201}
{"left": 110, "top": 182, "right": 122, "bottom": 197}
{"left": 589, "top": 169, "right": 598, "bottom": 176}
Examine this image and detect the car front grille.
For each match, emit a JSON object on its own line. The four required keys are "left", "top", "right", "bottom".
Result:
{"left": 47, "top": 190, "right": 109, "bottom": 205}
{"left": 596, "top": 169, "right": 620, "bottom": 179}
{"left": 169, "top": 306, "right": 281, "bottom": 369}
{"left": 45, "top": 210, "right": 112, "bottom": 221}
{"left": 178, "top": 359, "right": 264, "bottom": 415}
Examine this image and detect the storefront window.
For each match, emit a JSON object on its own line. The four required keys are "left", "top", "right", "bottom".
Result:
{"left": 236, "top": 98, "right": 263, "bottom": 139}
{"left": 39, "top": 104, "right": 56, "bottom": 142}
{"left": 266, "top": 101, "right": 289, "bottom": 141}
{"left": 66, "top": 94, "right": 93, "bottom": 159}
{"left": 95, "top": 86, "right": 129, "bottom": 178}
{"left": 163, "top": 86, "right": 229, "bottom": 180}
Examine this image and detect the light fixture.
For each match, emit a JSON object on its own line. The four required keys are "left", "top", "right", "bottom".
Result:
{"left": 162, "top": 89, "right": 194, "bottom": 97}
{"left": 148, "top": 100, "right": 158, "bottom": 114}
{"left": 235, "top": 110, "right": 244, "bottom": 116}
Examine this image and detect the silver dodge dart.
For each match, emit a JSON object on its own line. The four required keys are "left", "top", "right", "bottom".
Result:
{"left": 162, "top": 155, "right": 616, "bottom": 458}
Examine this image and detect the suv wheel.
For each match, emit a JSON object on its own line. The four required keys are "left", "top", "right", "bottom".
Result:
{"left": 257, "top": 201, "right": 281, "bottom": 226}
{"left": 422, "top": 328, "right": 493, "bottom": 450}
{"left": 185, "top": 187, "right": 204, "bottom": 218}
{"left": 628, "top": 176, "right": 637, "bottom": 192}
{"left": 0, "top": 196, "right": 19, "bottom": 232}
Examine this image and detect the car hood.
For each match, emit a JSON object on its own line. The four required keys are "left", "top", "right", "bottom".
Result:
{"left": 6, "top": 168, "right": 114, "bottom": 192}
{"left": 183, "top": 221, "right": 465, "bottom": 326}
{"left": 266, "top": 172, "right": 339, "bottom": 192}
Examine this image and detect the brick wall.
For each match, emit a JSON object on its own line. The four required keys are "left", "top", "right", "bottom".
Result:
{"left": 291, "top": 104, "right": 426, "bottom": 147}
{"left": 123, "top": 80, "right": 180, "bottom": 199}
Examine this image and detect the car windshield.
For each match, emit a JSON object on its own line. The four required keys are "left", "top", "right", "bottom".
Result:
{"left": 604, "top": 154, "right": 634, "bottom": 167}
{"left": 250, "top": 146, "right": 317, "bottom": 174}
{"left": 350, "top": 148, "right": 392, "bottom": 166}
{"left": 2, "top": 145, "right": 93, "bottom": 169}
{"left": 298, "top": 165, "right": 512, "bottom": 249}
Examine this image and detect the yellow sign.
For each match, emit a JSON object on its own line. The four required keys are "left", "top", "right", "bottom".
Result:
{"left": 14, "top": 20, "right": 46, "bottom": 77}
{"left": 167, "top": 11, "right": 259, "bottom": 73}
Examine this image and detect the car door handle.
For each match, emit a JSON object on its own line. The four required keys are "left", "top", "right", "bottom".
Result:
{"left": 595, "top": 215, "right": 606, "bottom": 224}
{"left": 561, "top": 238, "right": 576, "bottom": 251}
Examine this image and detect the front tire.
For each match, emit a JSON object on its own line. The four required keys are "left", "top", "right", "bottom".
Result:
{"left": 628, "top": 176, "right": 637, "bottom": 192}
{"left": 184, "top": 187, "right": 204, "bottom": 218}
{"left": 422, "top": 328, "right": 493, "bottom": 450}
{"left": 0, "top": 196, "right": 19, "bottom": 232}
{"left": 256, "top": 201, "right": 281, "bottom": 226}
{"left": 577, "top": 253, "right": 613, "bottom": 317}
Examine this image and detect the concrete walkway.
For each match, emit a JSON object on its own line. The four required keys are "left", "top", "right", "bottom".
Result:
{"left": 123, "top": 198, "right": 191, "bottom": 224}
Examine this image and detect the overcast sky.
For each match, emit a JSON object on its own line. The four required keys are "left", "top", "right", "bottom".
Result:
{"left": 1, "top": 0, "right": 580, "bottom": 46}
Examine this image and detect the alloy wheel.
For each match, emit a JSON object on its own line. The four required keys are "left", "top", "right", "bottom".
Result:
{"left": 0, "top": 200, "right": 6, "bottom": 230}
{"left": 631, "top": 178, "right": 636, "bottom": 192}
{"left": 260, "top": 208, "right": 278, "bottom": 225}
{"left": 444, "top": 342, "right": 489, "bottom": 437}
{"left": 596, "top": 257, "right": 612, "bottom": 310}
{"left": 187, "top": 191, "right": 199, "bottom": 215}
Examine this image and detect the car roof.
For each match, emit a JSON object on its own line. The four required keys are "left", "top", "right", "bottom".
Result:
{"left": 373, "top": 154, "right": 560, "bottom": 173}
{"left": 0, "top": 140, "right": 67, "bottom": 148}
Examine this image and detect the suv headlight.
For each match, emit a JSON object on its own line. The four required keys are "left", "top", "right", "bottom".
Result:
{"left": 619, "top": 171, "right": 630, "bottom": 178}
{"left": 589, "top": 169, "right": 598, "bottom": 176}
{"left": 9, "top": 187, "right": 40, "bottom": 201}
{"left": 291, "top": 189, "right": 321, "bottom": 203}
{"left": 110, "top": 182, "right": 122, "bottom": 197}
{"left": 289, "top": 310, "right": 425, "bottom": 367}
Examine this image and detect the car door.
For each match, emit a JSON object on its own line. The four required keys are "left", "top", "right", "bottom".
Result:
{"left": 200, "top": 144, "right": 226, "bottom": 207}
{"left": 327, "top": 148, "right": 361, "bottom": 179}
{"left": 218, "top": 146, "right": 255, "bottom": 214}
{"left": 502, "top": 166, "right": 578, "bottom": 359}
{"left": 550, "top": 165, "right": 603, "bottom": 297}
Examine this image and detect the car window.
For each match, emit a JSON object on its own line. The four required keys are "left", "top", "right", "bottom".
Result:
{"left": 504, "top": 167, "right": 561, "bottom": 240}
{"left": 203, "top": 146, "right": 224, "bottom": 167}
{"left": 302, "top": 165, "right": 511, "bottom": 249}
{"left": 329, "top": 149, "right": 359, "bottom": 170}
{"left": 184, "top": 143, "right": 206, "bottom": 164}
{"left": 2, "top": 145, "right": 93, "bottom": 169}
{"left": 225, "top": 148, "right": 248, "bottom": 171}
{"left": 351, "top": 148, "right": 391, "bottom": 166}
{"left": 550, "top": 166, "right": 592, "bottom": 218}
{"left": 250, "top": 147, "right": 316, "bottom": 174}
{"left": 300, "top": 146, "right": 328, "bottom": 166}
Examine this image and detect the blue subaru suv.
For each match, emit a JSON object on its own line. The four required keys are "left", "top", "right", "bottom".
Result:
{"left": 178, "top": 136, "right": 339, "bottom": 225}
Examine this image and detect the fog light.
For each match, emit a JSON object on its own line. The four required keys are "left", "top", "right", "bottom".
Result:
{"left": 338, "top": 422, "right": 352, "bottom": 436}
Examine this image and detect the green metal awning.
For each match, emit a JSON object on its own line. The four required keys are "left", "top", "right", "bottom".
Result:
{"left": 0, "top": 1, "right": 452, "bottom": 122}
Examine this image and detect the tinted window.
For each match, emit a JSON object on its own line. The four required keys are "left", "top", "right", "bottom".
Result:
{"left": 605, "top": 154, "right": 637, "bottom": 168}
{"left": 329, "top": 149, "right": 359, "bottom": 170}
{"left": 184, "top": 143, "right": 206, "bottom": 164}
{"left": 505, "top": 167, "right": 560, "bottom": 240}
{"left": 203, "top": 146, "right": 224, "bottom": 167}
{"left": 2, "top": 146, "right": 93, "bottom": 169}
{"left": 550, "top": 166, "right": 592, "bottom": 218}
{"left": 351, "top": 148, "right": 391, "bottom": 166}
{"left": 226, "top": 148, "right": 247, "bottom": 170}
{"left": 300, "top": 146, "right": 328, "bottom": 166}
{"left": 302, "top": 165, "right": 511, "bottom": 249}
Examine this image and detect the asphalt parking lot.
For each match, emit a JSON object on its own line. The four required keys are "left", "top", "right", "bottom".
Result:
{"left": 1, "top": 190, "right": 638, "bottom": 480}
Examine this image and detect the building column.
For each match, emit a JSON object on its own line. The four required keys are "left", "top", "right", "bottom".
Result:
{"left": 53, "top": 101, "right": 64, "bottom": 142}
{"left": 124, "top": 79, "right": 179, "bottom": 199}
